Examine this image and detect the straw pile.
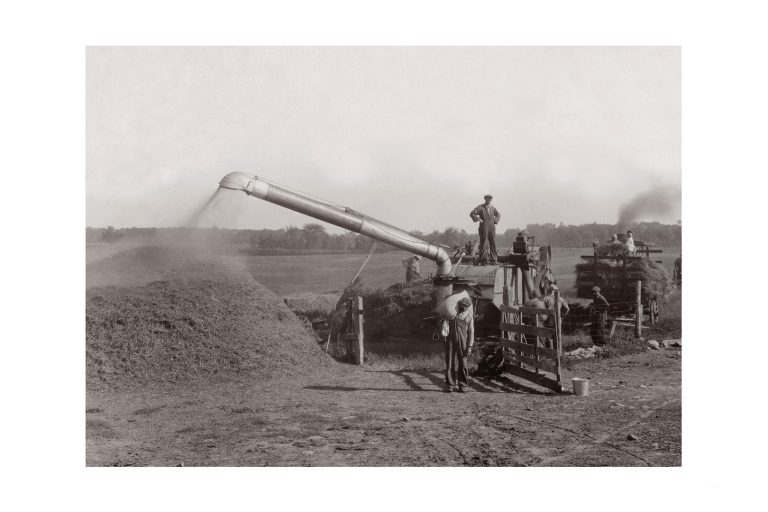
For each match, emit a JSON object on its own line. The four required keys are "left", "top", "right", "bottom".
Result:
{"left": 282, "top": 293, "right": 340, "bottom": 323}
{"left": 86, "top": 246, "right": 336, "bottom": 389}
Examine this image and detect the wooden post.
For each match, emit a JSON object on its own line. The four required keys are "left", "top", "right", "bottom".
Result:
{"left": 635, "top": 280, "right": 643, "bottom": 338}
{"left": 345, "top": 297, "right": 353, "bottom": 359}
{"left": 514, "top": 267, "right": 520, "bottom": 305}
{"left": 502, "top": 266, "right": 510, "bottom": 309}
{"left": 353, "top": 296, "right": 364, "bottom": 365}
{"left": 502, "top": 267, "right": 510, "bottom": 340}
{"left": 350, "top": 242, "right": 377, "bottom": 285}
{"left": 552, "top": 290, "right": 563, "bottom": 390}
{"left": 623, "top": 255, "right": 628, "bottom": 307}
{"left": 593, "top": 247, "right": 598, "bottom": 281}
{"left": 534, "top": 312, "right": 540, "bottom": 375}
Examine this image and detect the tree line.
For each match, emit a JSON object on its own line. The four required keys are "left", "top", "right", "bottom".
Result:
{"left": 87, "top": 221, "right": 680, "bottom": 252}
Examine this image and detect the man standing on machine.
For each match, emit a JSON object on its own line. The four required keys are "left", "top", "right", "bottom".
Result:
{"left": 470, "top": 194, "right": 501, "bottom": 265}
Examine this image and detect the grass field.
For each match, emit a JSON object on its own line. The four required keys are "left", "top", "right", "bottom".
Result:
{"left": 88, "top": 244, "right": 680, "bottom": 298}
{"left": 229, "top": 247, "right": 680, "bottom": 299}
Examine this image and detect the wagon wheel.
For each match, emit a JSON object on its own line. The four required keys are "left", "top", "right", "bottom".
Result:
{"left": 649, "top": 298, "right": 659, "bottom": 326}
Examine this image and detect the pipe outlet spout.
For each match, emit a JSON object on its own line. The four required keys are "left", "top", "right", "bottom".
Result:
{"left": 218, "top": 172, "right": 253, "bottom": 191}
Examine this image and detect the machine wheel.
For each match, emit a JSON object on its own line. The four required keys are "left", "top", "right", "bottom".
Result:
{"left": 649, "top": 298, "right": 659, "bottom": 326}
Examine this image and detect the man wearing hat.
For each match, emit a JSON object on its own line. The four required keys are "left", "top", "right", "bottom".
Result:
{"left": 589, "top": 286, "right": 610, "bottom": 346}
{"left": 543, "top": 284, "right": 570, "bottom": 316}
{"left": 402, "top": 254, "right": 422, "bottom": 283}
{"left": 470, "top": 194, "right": 501, "bottom": 265}
{"left": 540, "top": 284, "right": 569, "bottom": 348}
{"left": 444, "top": 297, "right": 475, "bottom": 393}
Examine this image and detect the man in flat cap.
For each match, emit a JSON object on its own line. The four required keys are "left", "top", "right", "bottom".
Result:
{"left": 589, "top": 286, "right": 610, "bottom": 346}
{"left": 470, "top": 194, "right": 501, "bottom": 265}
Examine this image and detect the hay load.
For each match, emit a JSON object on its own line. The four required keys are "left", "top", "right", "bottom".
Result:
{"left": 574, "top": 257, "right": 674, "bottom": 305}
{"left": 86, "top": 246, "right": 336, "bottom": 389}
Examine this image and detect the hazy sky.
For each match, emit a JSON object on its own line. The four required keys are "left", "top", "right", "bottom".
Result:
{"left": 87, "top": 47, "right": 680, "bottom": 233}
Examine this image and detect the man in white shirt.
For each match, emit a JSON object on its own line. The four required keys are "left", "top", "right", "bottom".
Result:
{"left": 625, "top": 230, "right": 637, "bottom": 255}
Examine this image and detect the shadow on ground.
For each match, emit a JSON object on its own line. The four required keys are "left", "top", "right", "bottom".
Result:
{"left": 305, "top": 370, "right": 552, "bottom": 395}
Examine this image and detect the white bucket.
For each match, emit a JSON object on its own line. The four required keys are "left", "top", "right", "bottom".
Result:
{"left": 572, "top": 377, "right": 590, "bottom": 396}
{"left": 436, "top": 290, "right": 472, "bottom": 320}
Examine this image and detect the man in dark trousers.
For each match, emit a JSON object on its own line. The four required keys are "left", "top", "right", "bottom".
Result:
{"left": 470, "top": 194, "right": 501, "bottom": 264}
{"left": 444, "top": 297, "right": 475, "bottom": 393}
{"left": 589, "top": 286, "right": 610, "bottom": 346}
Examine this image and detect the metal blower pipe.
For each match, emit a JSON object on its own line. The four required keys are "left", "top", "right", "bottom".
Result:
{"left": 218, "top": 173, "right": 454, "bottom": 282}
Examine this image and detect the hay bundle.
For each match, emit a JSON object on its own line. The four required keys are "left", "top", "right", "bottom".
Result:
{"left": 636, "top": 259, "right": 675, "bottom": 299}
{"left": 594, "top": 240, "right": 629, "bottom": 257}
{"left": 330, "top": 280, "right": 435, "bottom": 342}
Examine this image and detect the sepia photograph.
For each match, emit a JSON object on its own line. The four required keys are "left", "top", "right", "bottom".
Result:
{"left": 85, "top": 46, "right": 682, "bottom": 467}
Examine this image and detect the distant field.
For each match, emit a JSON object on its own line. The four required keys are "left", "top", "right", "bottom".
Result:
{"left": 231, "top": 247, "right": 680, "bottom": 298}
{"left": 86, "top": 244, "right": 680, "bottom": 298}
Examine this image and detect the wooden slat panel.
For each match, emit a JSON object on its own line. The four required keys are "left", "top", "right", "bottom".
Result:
{"left": 499, "top": 304, "right": 552, "bottom": 316}
{"left": 502, "top": 363, "right": 564, "bottom": 393}
{"left": 518, "top": 306, "right": 552, "bottom": 316}
{"left": 475, "top": 338, "right": 558, "bottom": 360}
{"left": 500, "top": 322, "right": 554, "bottom": 338}
{"left": 500, "top": 306, "right": 549, "bottom": 317}
{"left": 580, "top": 255, "right": 644, "bottom": 260}
{"left": 508, "top": 352, "right": 559, "bottom": 374}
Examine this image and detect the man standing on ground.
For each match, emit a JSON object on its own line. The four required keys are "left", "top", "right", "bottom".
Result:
{"left": 444, "top": 297, "right": 474, "bottom": 393}
{"left": 470, "top": 194, "right": 501, "bottom": 265}
{"left": 543, "top": 284, "right": 569, "bottom": 316}
{"left": 589, "top": 286, "right": 610, "bottom": 346}
{"left": 402, "top": 254, "right": 422, "bottom": 283}
{"left": 542, "top": 284, "right": 569, "bottom": 348}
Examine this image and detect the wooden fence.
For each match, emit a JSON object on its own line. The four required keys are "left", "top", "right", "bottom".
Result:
{"left": 475, "top": 289, "right": 565, "bottom": 393}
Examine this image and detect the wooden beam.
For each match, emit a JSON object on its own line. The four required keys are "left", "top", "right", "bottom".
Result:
{"left": 500, "top": 322, "right": 554, "bottom": 338}
{"left": 499, "top": 304, "right": 551, "bottom": 317}
{"left": 350, "top": 243, "right": 378, "bottom": 284}
{"left": 475, "top": 338, "right": 558, "bottom": 360}
{"left": 502, "top": 363, "right": 564, "bottom": 393}
{"left": 552, "top": 290, "right": 564, "bottom": 386}
{"left": 353, "top": 296, "right": 364, "bottom": 365}
{"left": 581, "top": 255, "right": 646, "bottom": 260}
{"left": 507, "top": 352, "right": 559, "bottom": 374}
{"left": 635, "top": 280, "right": 642, "bottom": 338}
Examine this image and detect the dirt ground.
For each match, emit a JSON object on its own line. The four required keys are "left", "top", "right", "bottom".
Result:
{"left": 86, "top": 349, "right": 680, "bottom": 467}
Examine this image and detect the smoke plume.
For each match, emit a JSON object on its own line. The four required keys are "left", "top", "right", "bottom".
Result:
{"left": 617, "top": 184, "right": 681, "bottom": 229}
